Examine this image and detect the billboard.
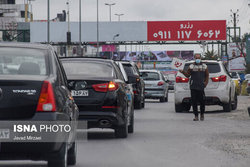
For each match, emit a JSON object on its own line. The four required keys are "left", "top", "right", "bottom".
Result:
{"left": 147, "top": 20, "right": 227, "bottom": 41}
{"left": 228, "top": 43, "right": 246, "bottom": 72}
{"left": 100, "top": 50, "right": 194, "bottom": 62}
{"left": 30, "top": 21, "right": 227, "bottom": 43}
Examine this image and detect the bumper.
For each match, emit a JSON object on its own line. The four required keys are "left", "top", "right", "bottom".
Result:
{"left": 78, "top": 111, "right": 125, "bottom": 129}
{"left": 145, "top": 89, "right": 165, "bottom": 99}
{"left": 247, "top": 87, "right": 250, "bottom": 94}
{"left": 168, "top": 85, "right": 174, "bottom": 90}
{"left": 175, "top": 89, "right": 229, "bottom": 105}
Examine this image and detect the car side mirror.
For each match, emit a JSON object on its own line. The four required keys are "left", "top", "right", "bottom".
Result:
{"left": 128, "top": 76, "right": 137, "bottom": 84}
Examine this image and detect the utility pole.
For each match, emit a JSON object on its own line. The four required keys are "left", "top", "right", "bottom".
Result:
{"left": 230, "top": 9, "right": 239, "bottom": 42}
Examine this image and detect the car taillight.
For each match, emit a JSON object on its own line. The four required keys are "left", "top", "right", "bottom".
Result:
{"left": 211, "top": 75, "right": 227, "bottom": 82}
{"left": 102, "top": 106, "right": 120, "bottom": 109}
{"left": 36, "top": 81, "right": 56, "bottom": 112}
{"left": 176, "top": 76, "right": 189, "bottom": 83}
{"left": 158, "top": 81, "right": 164, "bottom": 86}
{"left": 108, "top": 81, "right": 119, "bottom": 91}
{"left": 92, "top": 82, "right": 119, "bottom": 92}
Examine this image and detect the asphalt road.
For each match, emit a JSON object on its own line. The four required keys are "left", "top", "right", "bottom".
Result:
{"left": 1, "top": 93, "right": 250, "bottom": 167}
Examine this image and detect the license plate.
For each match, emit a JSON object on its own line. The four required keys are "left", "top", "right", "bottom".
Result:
{"left": 146, "top": 84, "right": 152, "bottom": 87}
{"left": 0, "top": 129, "right": 10, "bottom": 139}
{"left": 71, "top": 90, "right": 89, "bottom": 97}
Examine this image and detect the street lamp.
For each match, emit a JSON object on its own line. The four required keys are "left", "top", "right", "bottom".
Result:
{"left": 114, "top": 13, "right": 124, "bottom": 21}
{"left": 97, "top": 0, "right": 100, "bottom": 56}
{"left": 79, "top": 0, "right": 82, "bottom": 56}
{"left": 113, "top": 34, "right": 119, "bottom": 40}
{"left": 47, "top": 0, "right": 50, "bottom": 43}
{"left": 113, "top": 34, "right": 120, "bottom": 59}
{"left": 105, "top": 3, "right": 116, "bottom": 22}
{"left": 66, "top": 0, "right": 71, "bottom": 57}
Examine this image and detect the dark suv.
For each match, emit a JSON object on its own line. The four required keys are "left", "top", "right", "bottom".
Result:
{"left": 119, "top": 61, "right": 145, "bottom": 109}
{"left": 0, "top": 43, "right": 79, "bottom": 167}
{"left": 60, "top": 58, "right": 132, "bottom": 138}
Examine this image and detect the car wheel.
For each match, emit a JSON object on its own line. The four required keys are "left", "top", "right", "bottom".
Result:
{"left": 165, "top": 92, "right": 168, "bottom": 102}
{"left": 175, "top": 104, "right": 183, "bottom": 113}
{"left": 67, "top": 142, "right": 77, "bottom": 166}
{"left": 223, "top": 96, "right": 232, "bottom": 112}
{"left": 183, "top": 104, "right": 191, "bottom": 111}
{"left": 231, "top": 93, "right": 238, "bottom": 110}
{"left": 160, "top": 97, "right": 165, "bottom": 102}
{"left": 128, "top": 109, "right": 134, "bottom": 133}
{"left": 115, "top": 125, "right": 128, "bottom": 138}
{"left": 135, "top": 98, "right": 142, "bottom": 109}
{"left": 141, "top": 97, "right": 145, "bottom": 108}
{"left": 48, "top": 143, "right": 68, "bottom": 167}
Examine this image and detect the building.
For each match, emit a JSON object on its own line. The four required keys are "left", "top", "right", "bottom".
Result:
{"left": 0, "top": 0, "right": 32, "bottom": 41}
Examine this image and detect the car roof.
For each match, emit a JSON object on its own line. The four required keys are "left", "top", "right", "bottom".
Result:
{"left": 185, "top": 60, "right": 221, "bottom": 64}
{"left": 117, "top": 61, "right": 135, "bottom": 65}
{"left": 0, "top": 42, "right": 53, "bottom": 50}
{"left": 60, "top": 57, "right": 114, "bottom": 63}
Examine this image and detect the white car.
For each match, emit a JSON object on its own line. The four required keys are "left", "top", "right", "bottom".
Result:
{"left": 174, "top": 60, "right": 237, "bottom": 112}
{"left": 245, "top": 74, "right": 250, "bottom": 81}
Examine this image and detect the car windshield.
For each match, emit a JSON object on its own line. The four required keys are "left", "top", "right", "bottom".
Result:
{"left": 231, "top": 72, "right": 239, "bottom": 79}
{"left": 62, "top": 61, "right": 114, "bottom": 78}
{"left": 0, "top": 47, "right": 47, "bottom": 75}
{"left": 141, "top": 72, "right": 160, "bottom": 80}
{"left": 183, "top": 63, "right": 221, "bottom": 73}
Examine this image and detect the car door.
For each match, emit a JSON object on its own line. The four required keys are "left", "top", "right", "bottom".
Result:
{"left": 54, "top": 52, "right": 78, "bottom": 143}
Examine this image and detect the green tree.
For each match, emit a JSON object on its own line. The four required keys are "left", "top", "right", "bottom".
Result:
{"left": 203, "top": 50, "right": 218, "bottom": 60}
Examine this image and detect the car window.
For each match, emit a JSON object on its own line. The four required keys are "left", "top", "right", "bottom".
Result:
{"left": 113, "top": 62, "right": 125, "bottom": 81}
{"left": 62, "top": 61, "right": 114, "bottom": 78}
{"left": 141, "top": 72, "right": 160, "bottom": 80}
{"left": 132, "top": 64, "right": 140, "bottom": 75}
{"left": 123, "top": 64, "right": 136, "bottom": 76}
{"left": 0, "top": 47, "right": 47, "bottom": 75}
{"left": 184, "top": 62, "right": 221, "bottom": 73}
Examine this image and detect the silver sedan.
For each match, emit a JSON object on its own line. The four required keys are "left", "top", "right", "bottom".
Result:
{"left": 140, "top": 70, "right": 169, "bottom": 102}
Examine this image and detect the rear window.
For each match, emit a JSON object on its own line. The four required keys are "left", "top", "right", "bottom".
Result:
{"left": 62, "top": 61, "right": 114, "bottom": 78}
{"left": 0, "top": 47, "right": 47, "bottom": 75}
{"left": 231, "top": 72, "right": 239, "bottom": 79}
{"left": 141, "top": 72, "right": 160, "bottom": 80}
{"left": 184, "top": 63, "right": 221, "bottom": 73}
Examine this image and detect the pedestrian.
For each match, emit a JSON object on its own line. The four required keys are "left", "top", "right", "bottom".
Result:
{"left": 179, "top": 54, "right": 209, "bottom": 121}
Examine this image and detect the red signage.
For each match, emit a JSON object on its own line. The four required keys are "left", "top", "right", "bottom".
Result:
{"left": 147, "top": 20, "right": 227, "bottom": 41}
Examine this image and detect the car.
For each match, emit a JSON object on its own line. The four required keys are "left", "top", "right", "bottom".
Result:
{"left": 118, "top": 61, "right": 145, "bottom": 109}
{"left": 116, "top": 62, "right": 135, "bottom": 133}
{"left": 60, "top": 58, "right": 131, "bottom": 138}
{"left": 245, "top": 74, "right": 250, "bottom": 81}
{"left": 247, "top": 80, "right": 250, "bottom": 95}
{"left": 230, "top": 72, "right": 241, "bottom": 95}
{"left": 164, "top": 74, "right": 176, "bottom": 90}
{"left": 175, "top": 60, "right": 237, "bottom": 113}
{"left": 140, "top": 70, "right": 169, "bottom": 102}
{"left": 0, "top": 43, "right": 79, "bottom": 167}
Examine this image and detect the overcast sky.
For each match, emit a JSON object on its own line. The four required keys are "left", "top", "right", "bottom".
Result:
{"left": 17, "top": 0, "right": 250, "bottom": 52}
